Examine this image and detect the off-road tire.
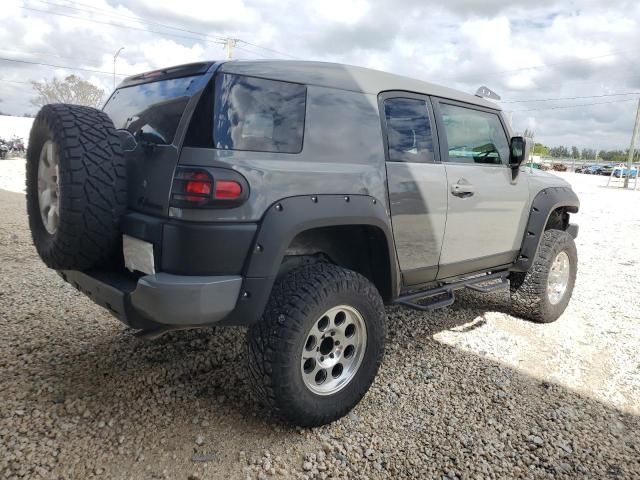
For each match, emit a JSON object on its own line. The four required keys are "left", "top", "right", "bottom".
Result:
{"left": 26, "top": 104, "right": 127, "bottom": 270}
{"left": 510, "top": 229, "right": 577, "bottom": 323}
{"left": 247, "top": 263, "right": 386, "bottom": 427}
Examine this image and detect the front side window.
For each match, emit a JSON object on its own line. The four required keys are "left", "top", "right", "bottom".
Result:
{"left": 383, "top": 97, "right": 435, "bottom": 163}
{"left": 213, "top": 74, "right": 306, "bottom": 153}
{"left": 439, "top": 104, "right": 509, "bottom": 165}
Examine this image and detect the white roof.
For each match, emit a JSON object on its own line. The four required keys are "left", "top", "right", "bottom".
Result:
{"left": 220, "top": 60, "right": 500, "bottom": 110}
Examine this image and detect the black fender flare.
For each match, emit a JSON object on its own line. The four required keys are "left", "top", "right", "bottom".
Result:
{"left": 512, "top": 186, "right": 579, "bottom": 272}
{"left": 220, "top": 194, "right": 400, "bottom": 326}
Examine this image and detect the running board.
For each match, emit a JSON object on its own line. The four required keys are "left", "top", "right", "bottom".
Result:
{"left": 394, "top": 271, "right": 509, "bottom": 312}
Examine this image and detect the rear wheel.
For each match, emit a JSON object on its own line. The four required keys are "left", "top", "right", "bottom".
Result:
{"left": 247, "top": 263, "right": 386, "bottom": 427}
{"left": 26, "top": 104, "right": 127, "bottom": 270}
{"left": 510, "top": 229, "right": 577, "bottom": 323}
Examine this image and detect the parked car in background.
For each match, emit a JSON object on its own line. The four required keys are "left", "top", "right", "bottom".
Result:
{"left": 7, "top": 136, "right": 25, "bottom": 155}
{"left": 583, "top": 165, "right": 603, "bottom": 175}
{"left": 612, "top": 166, "right": 639, "bottom": 178}
{"left": 0, "top": 139, "right": 9, "bottom": 160}
{"left": 599, "top": 165, "right": 614, "bottom": 176}
{"left": 552, "top": 163, "right": 568, "bottom": 172}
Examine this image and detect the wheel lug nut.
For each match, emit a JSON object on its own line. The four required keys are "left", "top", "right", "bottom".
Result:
{"left": 330, "top": 332, "right": 335, "bottom": 336}
{"left": 330, "top": 353, "right": 334, "bottom": 358}
{"left": 335, "top": 341, "right": 340, "bottom": 346}
{"left": 320, "top": 356, "right": 324, "bottom": 361}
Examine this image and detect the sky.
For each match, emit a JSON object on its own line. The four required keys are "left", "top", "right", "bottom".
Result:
{"left": 0, "top": 0, "right": 639, "bottom": 150}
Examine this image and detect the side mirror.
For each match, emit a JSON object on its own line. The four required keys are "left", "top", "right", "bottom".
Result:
{"left": 509, "top": 136, "right": 529, "bottom": 169}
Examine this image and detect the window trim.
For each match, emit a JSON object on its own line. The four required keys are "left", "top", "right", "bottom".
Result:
{"left": 431, "top": 97, "right": 511, "bottom": 167}
{"left": 377, "top": 91, "right": 441, "bottom": 164}
{"left": 212, "top": 72, "right": 308, "bottom": 155}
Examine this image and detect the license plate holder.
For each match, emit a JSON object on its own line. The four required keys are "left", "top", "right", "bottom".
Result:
{"left": 123, "top": 235, "right": 156, "bottom": 275}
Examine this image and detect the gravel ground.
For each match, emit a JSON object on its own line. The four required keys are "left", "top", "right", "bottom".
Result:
{"left": 1, "top": 171, "right": 639, "bottom": 479}
{"left": 0, "top": 159, "right": 25, "bottom": 194}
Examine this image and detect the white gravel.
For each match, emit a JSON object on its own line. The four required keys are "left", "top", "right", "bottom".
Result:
{"left": 1, "top": 171, "right": 639, "bottom": 479}
{"left": 0, "top": 159, "right": 25, "bottom": 194}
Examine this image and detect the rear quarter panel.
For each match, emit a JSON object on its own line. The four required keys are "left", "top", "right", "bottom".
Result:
{"left": 176, "top": 86, "right": 388, "bottom": 222}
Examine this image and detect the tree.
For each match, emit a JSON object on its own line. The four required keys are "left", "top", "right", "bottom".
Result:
{"left": 31, "top": 75, "right": 105, "bottom": 108}
{"left": 571, "top": 146, "right": 580, "bottom": 159}
{"left": 532, "top": 143, "right": 549, "bottom": 156}
{"left": 581, "top": 148, "right": 596, "bottom": 160}
{"left": 549, "top": 146, "right": 570, "bottom": 158}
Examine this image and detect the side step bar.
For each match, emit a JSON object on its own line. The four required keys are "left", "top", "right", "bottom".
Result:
{"left": 394, "top": 271, "right": 509, "bottom": 312}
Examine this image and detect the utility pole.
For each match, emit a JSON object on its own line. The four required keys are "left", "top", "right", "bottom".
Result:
{"left": 225, "top": 38, "right": 238, "bottom": 60}
{"left": 113, "top": 47, "right": 125, "bottom": 90}
{"left": 624, "top": 98, "right": 640, "bottom": 188}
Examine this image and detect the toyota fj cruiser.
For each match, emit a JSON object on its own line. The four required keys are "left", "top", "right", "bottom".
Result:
{"left": 26, "top": 60, "right": 579, "bottom": 427}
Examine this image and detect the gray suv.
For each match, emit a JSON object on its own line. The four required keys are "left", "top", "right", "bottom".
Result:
{"left": 25, "top": 60, "right": 579, "bottom": 426}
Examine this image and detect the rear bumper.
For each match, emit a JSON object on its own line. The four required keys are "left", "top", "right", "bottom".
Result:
{"left": 61, "top": 270, "right": 242, "bottom": 328}
{"left": 121, "top": 212, "right": 257, "bottom": 276}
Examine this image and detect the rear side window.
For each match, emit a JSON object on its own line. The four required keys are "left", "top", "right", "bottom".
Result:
{"left": 104, "top": 75, "right": 202, "bottom": 145}
{"left": 383, "top": 98, "right": 435, "bottom": 163}
{"left": 213, "top": 74, "right": 306, "bottom": 153}
{"left": 439, "top": 103, "right": 509, "bottom": 165}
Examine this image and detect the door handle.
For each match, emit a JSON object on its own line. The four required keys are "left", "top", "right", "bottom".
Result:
{"left": 451, "top": 181, "right": 475, "bottom": 198}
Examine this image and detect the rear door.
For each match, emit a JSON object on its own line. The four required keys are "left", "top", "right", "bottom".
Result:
{"left": 380, "top": 93, "right": 447, "bottom": 286}
{"left": 103, "top": 71, "right": 210, "bottom": 217}
{"left": 432, "top": 99, "right": 529, "bottom": 278}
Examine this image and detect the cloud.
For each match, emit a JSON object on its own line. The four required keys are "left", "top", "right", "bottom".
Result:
{"left": 0, "top": 0, "right": 638, "bottom": 149}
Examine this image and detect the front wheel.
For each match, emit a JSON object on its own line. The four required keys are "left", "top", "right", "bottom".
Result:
{"left": 510, "top": 229, "right": 578, "bottom": 323}
{"left": 247, "top": 263, "right": 386, "bottom": 427}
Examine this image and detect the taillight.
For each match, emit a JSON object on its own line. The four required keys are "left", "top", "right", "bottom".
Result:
{"left": 171, "top": 167, "right": 248, "bottom": 208}
{"left": 172, "top": 169, "right": 213, "bottom": 203}
{"left": 185, "top": 171, "right": 213, "bottom": 201}
{"left": 214, "top": 180, "right": 242, "bottom": 199}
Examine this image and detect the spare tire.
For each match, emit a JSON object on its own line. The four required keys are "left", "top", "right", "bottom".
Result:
{"left": 26, "top": 104, "right": 127, "bottom": 270}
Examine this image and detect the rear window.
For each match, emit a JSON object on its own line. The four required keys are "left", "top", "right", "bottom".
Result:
{"left": 104, "top": 75, "right": 203, "bottom": 145}
{"left": 384, "top": 97, "right": 435, "bottom": 163}
{"left": 213, "top": 74, "right": 306, "bottom": 153}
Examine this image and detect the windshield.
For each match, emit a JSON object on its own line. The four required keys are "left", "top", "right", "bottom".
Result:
{"left": 104, "top": 75, "right": 204, "bottom": 145}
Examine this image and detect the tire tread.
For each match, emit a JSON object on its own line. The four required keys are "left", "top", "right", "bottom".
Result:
{"left": 247, "top": 263, "right": 386, "bottom": 427}
{"left": 26, "top": 104, "right": 127, "bottom": 270}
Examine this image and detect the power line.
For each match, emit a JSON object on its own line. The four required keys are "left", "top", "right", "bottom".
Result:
{"left": 0, "top": 79, "right": 32, "bottom": 85}
{"left": 20, "top": 5, "right": 228, "bottom": 48}
{"left": 29, "top": 0, "right": 228, "bottom": 41}
{"left": 0, "top": 47, "right": 100, "bottom": 66}
{"left": 0, "top": 56, "right": 129, "bottom": 77}
{"left": 490, "top": 48, "right": 640, "bottom": 77}
{"left": 495, "top": 71, "right": 640, "bottom": 93}
{"left": 239, "top": 40, "right": 302, "bottom": 60}
{"left": 23, "top": 1, "right": 298, "bottom": 61}
{"left": 511, "top": 98, "right": 638, "bottom": 112}
{"left": 502, "top": 92, "right": 640, "bottom": 104}
{"left": 234, "top": 46, "right": 271, "bottom": 59}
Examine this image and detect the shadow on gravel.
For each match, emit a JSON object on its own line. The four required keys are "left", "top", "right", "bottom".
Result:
{"left": 4, "top": 291, "right": 638, "bottom": 479}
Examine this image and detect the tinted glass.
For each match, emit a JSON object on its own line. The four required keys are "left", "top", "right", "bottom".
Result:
{"left": 384, "top": 98, "right": 435, "bottom": 163}
{"left": 213, "top": 74, "right": 306, "bottom": 153}
{"left": 104, "top": 75, "right": 202, "bottom": 145}
{"left": 439, "top": 104, "right": 509, "bottom": 165}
